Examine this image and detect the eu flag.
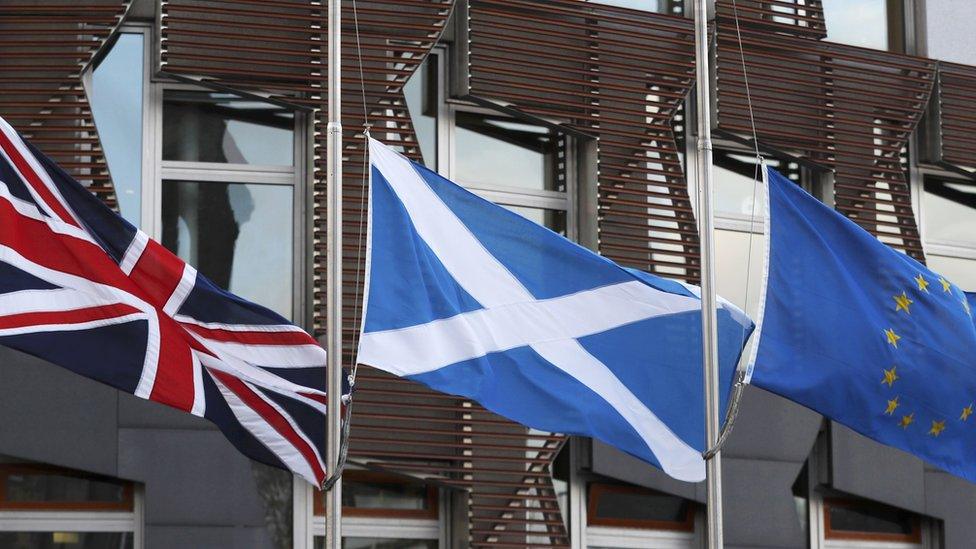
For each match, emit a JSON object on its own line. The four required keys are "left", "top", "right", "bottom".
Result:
{"left": 749, "top": 167, "right": 976, "bottom": 482}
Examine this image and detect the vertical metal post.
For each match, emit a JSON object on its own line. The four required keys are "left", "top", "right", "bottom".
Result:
{"left": 324, "top": 0, "right": 343, "bottom": 547}
{"left": 693, "top": 0, "right": 723, "bottom": 547}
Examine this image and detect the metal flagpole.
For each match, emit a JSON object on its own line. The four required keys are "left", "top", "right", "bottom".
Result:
{"left": 325, "top": 0, "right": 343, "bottom": 546}
{"left": 693, "top": 0, "right": 724, "bottom": 547}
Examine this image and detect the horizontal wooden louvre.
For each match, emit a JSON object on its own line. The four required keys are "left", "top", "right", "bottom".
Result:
{"left": 715, "top": 5, "right": 936, "bottom": 260}
{"left": 714, "top": 0, "right": 826, "bottom": 40}
{"left": 930, "top": 61, "right": 976, "bottom": 173}
{"left": 0, "top": 0, "right": 130, "bottom": 206}
{"left": 466, "top": 0, "right": 701, "bottom": 284}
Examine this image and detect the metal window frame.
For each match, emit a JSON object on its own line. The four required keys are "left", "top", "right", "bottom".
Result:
{"left": 147, "top": 80, "right": 309, "bottom": 324}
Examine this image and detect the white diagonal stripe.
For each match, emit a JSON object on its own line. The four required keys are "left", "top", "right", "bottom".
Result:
{"left": 358, "top": 280, "right": 699, "bottom": 376}
{"left": 120, "top": 230, "right": 150, "bottom": 276}
{"left": 195, "top": 338, "right": 328, "bottom": 369}
{"left": 163, "top": 264, "right": 196, "bottom": 316}
{"left": 366, "top": 138, "right": 706, "bottom": 482}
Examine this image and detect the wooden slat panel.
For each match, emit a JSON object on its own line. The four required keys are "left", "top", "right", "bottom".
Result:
{"left": 467, "top": 0, "right": 701, "bottom": 284}
{"left": 714, "top": 8, "right": 935, "bottom": 260}
{"left": 0, "top": 0, "right": 130, "bottom": 206}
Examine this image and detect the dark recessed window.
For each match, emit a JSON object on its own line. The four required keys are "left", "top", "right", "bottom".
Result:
{"left": 315, "top": 471, "right": 438, "bottom": 520}
{"left": 0, "top": 464, "right": 133, "bottom": 511}
{"left": 587, "top": 483, "right": 694, "bottom": 531}
{"left": 824, "top": 498, "right": 921, "bottom": 542}
{"left": 403, "top": 54, "right": 439, "bottom": 170}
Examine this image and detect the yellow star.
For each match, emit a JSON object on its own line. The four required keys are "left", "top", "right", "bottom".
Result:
{"left": 929, "top": 420, "right": 946, "bottom": 437}
{"left": 893, "top": 292, "right": 913, "bottom": 314}
{"left": 940, "top": 277, "right": 952, "bottom": 293}
{"left": 899, "top": 413, "right": 915, "bottom": 429}
{"left": 962, "top": 404, "right": 974, "bottom": 421}
{"left": 915, "top": 274, "right": 930, "bottom": 293}
{"left": 884, "top": 396, "right": 900, "bottom": 415}
{"left": 881, "top": 366, "right": 899, "bottom": 387}
{"left": 884, "top": 328, "right": 901, "bottom": 348}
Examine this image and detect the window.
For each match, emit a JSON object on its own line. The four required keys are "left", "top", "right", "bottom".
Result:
{"left": 821, "top": 0, "right": 905, "bottom": 51}
{"left": 585, "top": 0, "right": 683, "bottom": 15}
{"left": 0, "top": 462, "right": 141, "bottom": 549}
{"left": 155, "top": 89, "right": 303, "bottom": 320}
{"left": 312, "top": 471, "right": 441, "bottom": 548}
{"left": 90, "top": 29, "right": 148, "bottom": 227}
{"left": 921, "top": 176, "right": 976, "bottom": 250}
{"left": 712, "top": 147, "right": 801, "bottom": 228}
{"left": 824, "top": 498, "right": 921, "bottom": 545}
{"left": 403, "top": 54, "right": 439, "bottom": 170}
{"left": 585, "top": 483, "right": 697, "bottom": 549}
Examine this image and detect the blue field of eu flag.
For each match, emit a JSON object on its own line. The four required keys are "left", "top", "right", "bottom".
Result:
{"left": 358, "top": 138, "right": 753, "bottom": 482}
{"left": 749, "top": 167, "right": 976, "bottom": 482}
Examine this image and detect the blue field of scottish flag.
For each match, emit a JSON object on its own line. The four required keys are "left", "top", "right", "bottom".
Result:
{"left": 358, "top": 138, "right": 753, "bottom": 482}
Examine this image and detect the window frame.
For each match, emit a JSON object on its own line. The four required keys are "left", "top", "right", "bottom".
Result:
{"left": 0, "top": 464, "right": 143, "bottom": 549}
{"left": 585, "top": 482, "right": 695, "bottom": 533}
{"left": 312, "top": 470, "right": 439, "bottom": 520}
{"left": 822, "top": 497, "right": 922, "bottom": 544}
{"left": 147, "top": 80, "right": 309, "bottom": 323}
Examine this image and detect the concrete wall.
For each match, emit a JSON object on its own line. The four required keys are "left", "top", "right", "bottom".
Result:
{"left": 0, "top": 345, "right": 281, "bottom": 549}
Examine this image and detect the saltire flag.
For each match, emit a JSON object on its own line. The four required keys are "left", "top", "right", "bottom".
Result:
{"left": 358, "top": 138, "right": 754, "bottom": 482}
{"left": 0, "top": 116, "right": 329, "bottom": 486}
{"left": 748, "top": 166, "right": 976, "bottom": 483}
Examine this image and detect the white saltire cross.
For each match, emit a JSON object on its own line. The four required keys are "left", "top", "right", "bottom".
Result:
{"left": 359, "top": 138, "right": 707, "bottom": 482}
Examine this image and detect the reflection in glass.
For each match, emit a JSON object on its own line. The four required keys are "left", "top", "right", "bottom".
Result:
{"left": 403, "top": 55, "right": 438, "bottom": 169}
{"left": 828, "top": 501, "right": 914, "bottom": 535}
{"left": 586, "top": 0, "right": 681, "bottom": 14}
{"left": 342, "top": 478, "right": 430, "bottom": 512}
{"left": 591, "top": 485, "right": 689, "bottom": 523}
{"left": 5, "top": 469, "right": 127, "bottom": 505}
{"left": 821, "top": 0, "right": 901, "bottom": 51}
{"left": 0, "top": 532, "right": 133, "bottom": 549}
{"left": 163, "top": 91, "right": 294, "bottom": 166}
{"left": 455, "top": 112, "right": 562, "bottom": 192}
{"left": 923, "top": 177, "right": 976, "bottom": 247}
{"left": 91, "top": 33, "right": 144, "bottom": 226}
{"left": 161, "top": 180, "right": 293, "bottom": 318}
{"left": 505, "top": 205, "right": 567, "bottom": 235}
{"left": 714, "top": 151, "right": 797, "bottom": 217}
{"left": 314, "top": 538, "right": 437, "bottom": 549}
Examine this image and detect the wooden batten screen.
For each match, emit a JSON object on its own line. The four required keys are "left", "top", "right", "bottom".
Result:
{"left": 714, "top": 10, "right": 936, "bottom": 260}
{"left": 714, "top": 0, "right": 826, "bottom": 40}
{"left": 930, "top": 61, "right": 976, "bottom": 172}
{"left": 0, "top": 0, "right": 130, "bottom": 207}
{"left": 162, "top": 3, "right": 576, "bottom": 548}
{"left": 466, "top": 0, "right": 701, "bottom": 284}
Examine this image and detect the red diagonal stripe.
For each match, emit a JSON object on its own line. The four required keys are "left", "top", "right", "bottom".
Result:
{"left": 0, "top": 129, "right": 78, "bottom": 227}
{"left": 183, "top": 324, "right": 316, "bottom": 346}
{"left": 127, "top": 240, "right": 189, "bottom": 309}
{"left": 0, "top": 303, "right": 141, "bottom": 330}
{"left": 210, "top": 368, "right": 326, "bottom": 484}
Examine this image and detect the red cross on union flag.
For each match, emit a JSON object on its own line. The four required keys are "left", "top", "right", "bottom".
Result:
{"left": 0, "top": 116, "right": 330, "bottom": 486}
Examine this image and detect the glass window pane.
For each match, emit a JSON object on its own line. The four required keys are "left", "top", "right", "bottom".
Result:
{"left": 586, "top": 0, "right": 681, "bottom": 14}
{"left": 163, "top": 91, "right": 295, "bottom": 166}
{"left": 923, "top": 177, "right": 976, "bottom": 247}
{"left": 455, "top": 112, "right": 562, "bottom": 192}
{"left": 2, "top": 467, "right": 128, "bottom": 507}
{"left": 161, "top": 180, "right": 293, "bottom": 318}
{"left": 714, "top": 151, "right": 798, "bottom": 218}
{"left": 504, "top": 205, "right": 567, "bottom": 235}
{"left": 822, "top": 0, "right": 897, "bottom": 51}
{"left": 341, "top": 479, "right": 430, "bottom": 512}
{"left": 590, "top": 485, "right": 689, "bottom": 524}
{"left": 827, "top": 501, "right": 914, "bottom": 535}
{"left": 91, "top": 32, "right": 144, "bottom": 226}
{"left": 403, "top": 55, "right": 438, "bottom": 169}
{"left": 0, "top": 532, "right": 133, "bottom": 549}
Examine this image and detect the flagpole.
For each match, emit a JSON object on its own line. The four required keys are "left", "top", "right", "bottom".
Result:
{"left": 325, "top": 0, "right": 343, "bottom": 547}
{"left": 693, "top": 0, "right": 724, "bottom": 547}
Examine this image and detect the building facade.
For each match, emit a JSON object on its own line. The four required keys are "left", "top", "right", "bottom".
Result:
{"left": 1, "top": 0, "right": 976, "bottom": 548}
